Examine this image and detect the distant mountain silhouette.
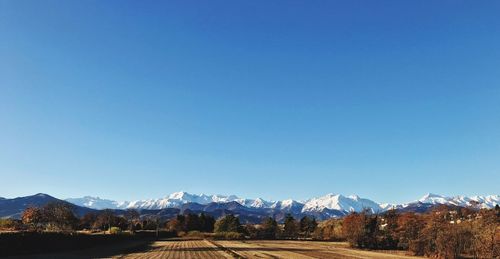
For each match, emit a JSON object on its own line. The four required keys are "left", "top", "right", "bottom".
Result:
{"left": 0, "top": 193, "right": 96, "bottom": 219}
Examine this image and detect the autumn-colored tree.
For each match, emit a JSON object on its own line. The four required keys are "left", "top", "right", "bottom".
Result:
{"left": 166, "top": 216, "right": 184, "bottom": 233}
{"left": 312, "top": 218, "right": 343, "bottom": 241}
{"left": 379, "top": 209, "right": 399, "bottom": 248}
{"left": 42, "top": 202, "right": 78, "bottom": 231}
{"left": 21, "top": 207, "right": 44, "bottom": 231}
{"left": 335, "top": 205, "right": 499, "bottom": 258}
{"left": 410, "top": 208, "right": 447, "bottom": 256}
{"left": 343, "top": 212, "right": 364, "bottom": 247}
{"left": 396, "top": 212, "right": 425, "bottom": 250}
{"left": 0, "top": 218, "right": 21, "bottom": 231}
{"left": 435, "top": 224, "right": 474, "bottom": 259}
{"left": 471, "top": 208, "right": 500, "bottom": 258}
{"left": 410, "top": 206, "right": 471, "bottom": 258}
{"left": 342, "top": 211, "right": 379, "bottom": 249}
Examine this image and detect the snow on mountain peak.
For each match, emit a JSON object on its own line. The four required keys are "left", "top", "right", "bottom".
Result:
{"left": 281, "top": 199, "right": 295, "bottom": 207}
{"left": 248, "top": 198, "right": 271, "bottom": 208}
{"left": 411, "top": 193, "right": 500, "bottom": 209}
{"left": 348, "top": 194, "right": 360, "bottom": 200}
{"left": 419, "top": 193, "right": 444, "bottom": 200}
{"left": 66, "top": 192, "right": 499, "bottom": 213}
{"left": 168, "top": 191, "right": 188, "bottom": 200}
{"left": 65, "top": 196, "right": 126, "bottom": 210}
{"left": 301, "top": 193, "right": 381, "bottom": 213}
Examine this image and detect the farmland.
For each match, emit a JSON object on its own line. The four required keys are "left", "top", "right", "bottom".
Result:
{"left": 6, "top": 238, "right": 423, "bottom": 258}
{"left": 111, "top": 239, "right": 420, "bottom": 259}
{"left": 113, "top": 239, "right": 233, "bottom": 259}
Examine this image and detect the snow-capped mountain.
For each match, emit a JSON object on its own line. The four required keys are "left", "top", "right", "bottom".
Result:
{"left": 66, "top": 196, "right": 128, "bottom": 210}
{"left": 3, "top": 192, "right": 498, "bottom": 222}
{"left": 301, "top": 194, "right": 382, "bottom": 213}
{"left": 121, "top": 192, "right": 242, "bottom": 210}
{"left": 381, "top": 193, "right": 500, "bottom": 211}
{"left": 416, "top": 193, "right": 499, "bottom": 209}
{"left": 65, "top": 191, "right": 384, "bottom": 215}
{"left": 65, "top": 192, "right": 499, "bottom": 217}
{"left": 271, "top": 199, "right": 304, "bottom": 210}
{"left": 235, "top": 198, "right": 275, "bottom": 209}
{"left": 66, "top": 192, "right": 273, "bottom": 210}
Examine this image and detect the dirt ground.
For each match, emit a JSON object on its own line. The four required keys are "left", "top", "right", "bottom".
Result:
{"left": 113, "top": 239, "right": 233, "bottom": 259}
{"left": 216, "top": 240, "right": 422, "bottom": 259}
{"left": 9, "top": 239, "right": 423, "bottom": 259}
{"left": 115, "top": 239, "right": 422, "bottom": 259}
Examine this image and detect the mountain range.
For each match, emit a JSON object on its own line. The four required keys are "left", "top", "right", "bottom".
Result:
{"left": 2, "top": 192, "right": 498, "bottom": 223}
{"left": 66, "top": 191, "right": 499, "bottom": 211}
{"left": 66, "top": 192, "right": 499, "bottom": 216}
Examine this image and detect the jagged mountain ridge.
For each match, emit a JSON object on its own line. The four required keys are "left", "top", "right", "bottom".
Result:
{"left": 382, "top": 193, "right": 500, "bottom": 211}
{"left": 65, "top": 196, "right": 128, "bottom": 210}
{"left": 66, "top": 192, "right": 383, "bottom": 214}
{"left": 65, "top": 192, "right": 499, "bottom": 214}
{"left": 1, "top": 192, "right": 499, "bottom": 222}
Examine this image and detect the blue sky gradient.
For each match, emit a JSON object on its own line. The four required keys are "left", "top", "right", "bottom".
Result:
{"left": 1, "top": 1, "right": 499, "bottom": 203}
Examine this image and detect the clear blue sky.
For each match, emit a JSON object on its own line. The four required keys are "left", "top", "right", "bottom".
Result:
{"left": 1, "top": 1, "right": 499, "bottom": 204}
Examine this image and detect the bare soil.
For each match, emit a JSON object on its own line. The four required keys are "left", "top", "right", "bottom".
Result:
{"left": 9, "top": 239, "right": 423, "bottom": 259}
{"left": 218, "top": 240, "right": 423, "bottom": 259}
{"left": 113, "top": 239, "right": 233, "bottom": 259}
{"left": 116, "top": 239, "right": 422, "bottom": 259}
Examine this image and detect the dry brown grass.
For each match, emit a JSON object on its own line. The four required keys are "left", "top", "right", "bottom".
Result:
{"left": 113, "top": 239, "right": 233, "bottom": 259}
{"left": 116, "top": 239, "right": 423, "bottom": 259}
{"left": 17, "top": 239, "right": 425, "bottom": 258}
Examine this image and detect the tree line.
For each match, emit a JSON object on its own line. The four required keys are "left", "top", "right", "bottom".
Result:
{"left": 1, "top": 202, "right": 150, "bottom": 233}
{"left": 1, "top": 202, "right": 498, "bottom": 258}
{"left": 313, "top": 205, "right": 499, "bottom": 259}
{"left": 209, "top": 214, "right": 318, "bottom": 240}
{"left": 1, "top": 202, "right": 319, "bottom": 239}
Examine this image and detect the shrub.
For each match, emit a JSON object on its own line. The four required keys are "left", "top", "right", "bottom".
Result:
{"left": 213, "top": 231, "right": 244, "bottom": 240}
{"left": 184, "top": 231, "right": 206, "bottom": 239}
{"left": 109, "top": 227, "right": 121, "bottom": 234}
{"left": 0, "top": 219, "right": 20, "bottom": 231}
